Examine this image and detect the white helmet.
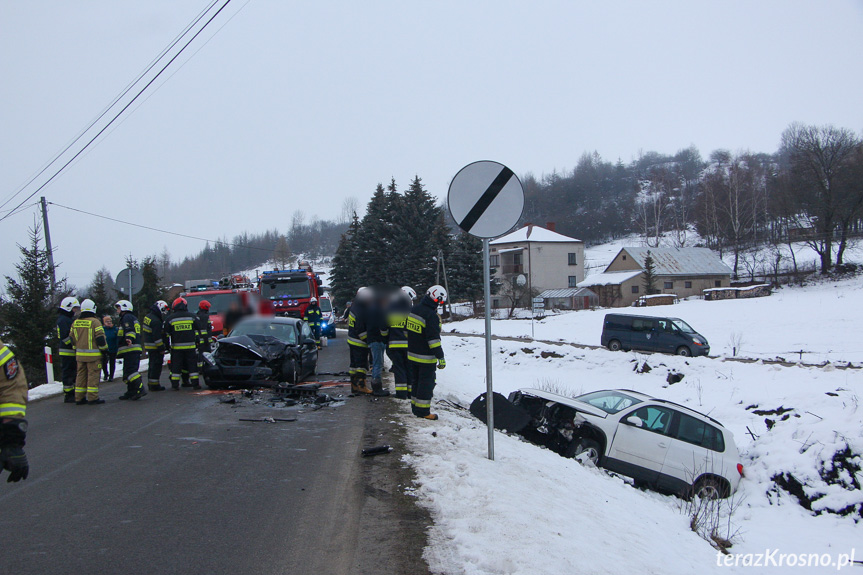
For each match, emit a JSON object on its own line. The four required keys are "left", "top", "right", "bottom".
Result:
{"left": 115, "top": 300, "right": 133, "bottom": 312}
{"left": 60, "top": 296, "right": 81, "bottom": 312}
{"left": 356, "top": 286, "right": 368, "bottom": 296}
{"left": 427, "top": 285, "right": 447, "bottom": 304}
{"left": 156, "top": 300, "right": 169, "bottom": 314}
{"left": 401, "top": 286, "right": 417, "bottom": 301}
{"left": 80, "top": 299, "right": 97, "bottom": 313}
{"left": 310, "top": 297, "right": 318, "bottom": 304}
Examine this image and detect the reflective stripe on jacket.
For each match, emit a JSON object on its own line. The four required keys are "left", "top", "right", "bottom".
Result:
{"left": 117, "top": 312, "right": 142, "bottom": 355}
{"left": 407, "top": 295, "right": 444, "bottom": 364}
{"left": 70, "top": 315, "right": 107, "bottom": 362}
{"left": 0, "top": 340, "right": 27, "bottom": 419}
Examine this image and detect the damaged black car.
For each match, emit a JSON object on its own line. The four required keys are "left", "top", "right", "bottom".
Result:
{"left": 202, "top": 316, "right": 318, "bottom": 389}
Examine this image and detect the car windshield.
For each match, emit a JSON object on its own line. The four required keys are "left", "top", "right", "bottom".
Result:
{"left": 575, "top": 390, "right": 643, "bottom": 414}
{"left": 319, "top": 298, "right": 332, "bottom": 312}
{"left": 184, "top": 293, "right": 238, "bottom": 314}
{"left": 230, "top": 320, "right": 297, "bottom": 344}
{"left": 263, "top": 279, "right": 311, "bottom": 299}
{"left": 671, "top": 319, "right": 696, "bottom": 334}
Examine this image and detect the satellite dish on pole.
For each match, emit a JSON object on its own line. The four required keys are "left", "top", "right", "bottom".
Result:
{"left": 115, "top": 268, "right": 144, "bottom": 296}
{"left": 516, "top": 274, "right": 527, "bottom": 287}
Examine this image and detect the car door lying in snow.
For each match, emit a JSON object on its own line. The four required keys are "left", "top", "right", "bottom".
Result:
{"left": 606, "top": 405, "right": 674, "bottom": 485}
{"left": 659, "top": 412, "right": 727, "bottom": 494}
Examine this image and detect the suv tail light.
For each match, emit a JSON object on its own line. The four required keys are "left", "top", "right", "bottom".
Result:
{"left": 737, "top": 463, "right": 744, "bottom": 477}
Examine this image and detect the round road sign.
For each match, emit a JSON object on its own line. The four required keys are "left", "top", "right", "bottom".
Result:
{"left": 448, "top": 160, "right": 524, "bottom": 239}
{"left": 115, "top": 267, "right": 144, "bottom": 295}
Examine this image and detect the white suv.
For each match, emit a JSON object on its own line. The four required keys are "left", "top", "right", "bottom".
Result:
{"left": 508, "top": 388, "right": 744, "bottom": 498}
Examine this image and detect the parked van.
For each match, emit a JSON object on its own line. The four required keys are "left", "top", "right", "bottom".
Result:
{"left": 601, "top": 314, "right": 710, "bottom": 357}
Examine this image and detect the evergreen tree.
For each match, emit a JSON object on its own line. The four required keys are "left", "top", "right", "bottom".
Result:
{"left": 133, "top": 257, "right": 163, "bottom": 314}
{"left": 87, "top": 267, "right": 114, "bottom": 319}
{"left": 642, "top": 250, "right": 658, "bottom": 295}
{"left": 0, "top": 223, "right": 69, "bottom": 384}
{"left": 447, "top": 231, "right": 484, "bottom": 313}
{"left": 331, "top": 213, "right": 362, "bottom": 305}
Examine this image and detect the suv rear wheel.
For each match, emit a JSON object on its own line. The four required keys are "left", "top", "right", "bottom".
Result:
{"left": 691, "top": 476, "right": 730, "bottom": 500}
{"left": 607, "top": 339, "right": 622, "bottom": 352}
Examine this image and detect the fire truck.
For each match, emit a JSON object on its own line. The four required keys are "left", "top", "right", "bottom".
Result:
{"left": 181, "top": 275, "right": 255, "bottom": 335}
{"left": 258, "top": 265, "right": 323, "bottom": 319}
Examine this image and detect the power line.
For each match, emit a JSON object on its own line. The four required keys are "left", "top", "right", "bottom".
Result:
{"left": 47, "top": 201, "right": 273, "bottom": 253}
{"left": 0, "top": 0, "right": 233, "bottom": 225}
{"left": 0, "top": 0, "right": 222, "bottom": 213}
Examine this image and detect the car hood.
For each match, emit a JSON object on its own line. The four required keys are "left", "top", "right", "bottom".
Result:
{"left": 217, "top": 334, "right": 295, "bottom": 362}
{"left": 517, "top": 388, "right": 609, "bottom": 419}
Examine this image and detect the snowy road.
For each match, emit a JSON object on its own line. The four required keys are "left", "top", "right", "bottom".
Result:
{"left": 0, "top": 337, "right": 430, "bottom": 575}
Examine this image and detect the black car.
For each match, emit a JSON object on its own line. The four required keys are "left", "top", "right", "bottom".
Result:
{"left": 202, "top": 316, "right": 318, "bottom": 389}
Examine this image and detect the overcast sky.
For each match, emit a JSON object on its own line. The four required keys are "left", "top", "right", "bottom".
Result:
{"left": 1, "top": 1, "right": 861, "bottom": 288}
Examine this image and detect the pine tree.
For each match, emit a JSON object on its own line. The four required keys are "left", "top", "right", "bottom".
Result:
{"left": 447, "top": 231, "right": 484, "bottom": 313}
{"left": 87, "top": 267, "right": 114, "bottom": 319}
{"left": 0, "top": 223, "right": 69, "bottom": 384}
{"left": 331, "top": 213, "right": 362, "bottom": 305}
{"left": 642, "top": 250, "right": 658, "bottom": 295}
{"left": 133, "top": 257, "right": 164, "bottom": 314}
{"left": 355, "top": 183, "right": 395, "bottom": 285}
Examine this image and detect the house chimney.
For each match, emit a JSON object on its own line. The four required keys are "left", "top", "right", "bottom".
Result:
{"left": 546, "top": 222, "right": 556, "bottom": 232}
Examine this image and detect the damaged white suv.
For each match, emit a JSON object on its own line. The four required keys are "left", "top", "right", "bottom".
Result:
{"left": 508, "top": 388, "right": 744, "bottom": 498}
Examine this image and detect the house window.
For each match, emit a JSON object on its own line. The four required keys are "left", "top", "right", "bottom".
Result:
{"left": 631, "top": 285, "right": 639, "bottom": 294}
{"left": 622, "top": 255, "right": 627, "bottom": 261}
{"left": 490, "top": 255, "right": 500, "bottom": 267}
{"left": 664, "top": 281, "right": 673, "bottom": 289}
{"left": 685, "top": 281, "right": 692, "bottom": 289}
{"left": 568, "top": 276, "right": 577, "bottom": 288}
{"left": 568, "top": 253, "right": 577, "bottom": 265}
{"left": 492, "top": 299, "right": 500, "bottom": 309}
{"left": 513, "top": 253, "right": 522, "bottom": 265}
{"left": 715, "top": 280, "right": 721, "bottom": 287}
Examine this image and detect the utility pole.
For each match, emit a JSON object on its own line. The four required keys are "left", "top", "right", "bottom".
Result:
{"left": 40, "top": 197, "right": 56, "bottom": 292}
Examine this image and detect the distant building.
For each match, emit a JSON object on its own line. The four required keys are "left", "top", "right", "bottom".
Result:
{"left": 537, "top": 287, "right": 599, "bottom": 311}
{"left": 490, "top": 223, "right": 585, "bottom": 309}
{"left": 578, "top": 247, "right": 733, "bottom": 307}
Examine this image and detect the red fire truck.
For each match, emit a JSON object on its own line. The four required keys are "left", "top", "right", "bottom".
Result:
{"left": 258, "top": 266, "right": 323, "bottom": 319}
{"left": 181, "top": 275, "right": 255, "bottom": 335}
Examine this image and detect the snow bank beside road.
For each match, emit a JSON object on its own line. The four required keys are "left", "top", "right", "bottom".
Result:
{"left": 402, "top": 335, "right": 862, "bottom": 574}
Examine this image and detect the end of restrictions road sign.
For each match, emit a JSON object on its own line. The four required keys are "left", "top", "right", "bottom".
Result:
{"left": 448, "top": 161, "right": 524, "bottom": 239}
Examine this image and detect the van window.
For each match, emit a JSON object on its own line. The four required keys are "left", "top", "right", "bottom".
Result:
{"left": 674, "top": 413, "right": 725, "bottom": 452}
{"left": 605, "top": 316, "right": 631, "bottom": 330}
{"left": 631, "top": 318, "right": 655, "bottom": 332}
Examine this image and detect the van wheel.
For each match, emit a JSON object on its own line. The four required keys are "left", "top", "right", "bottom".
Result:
{"left": 676, "top": 346, "right": 691, "bottom": 357}
{"left": 608, "top": 339, "right": 622, "bottom": 352}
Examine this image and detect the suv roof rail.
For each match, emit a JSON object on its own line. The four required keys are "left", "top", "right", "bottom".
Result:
{"left": 651, "top": 398, "right": 723, "bottom": 426}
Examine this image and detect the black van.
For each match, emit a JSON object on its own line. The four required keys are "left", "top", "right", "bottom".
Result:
{"left": 601, "top": 314, "right": 710, "bottom": 357}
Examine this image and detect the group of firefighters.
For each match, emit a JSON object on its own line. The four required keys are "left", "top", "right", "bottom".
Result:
{"left": 347, "top": 284, "right": 447, "bottom": 420}
{"left": 54, "top": 295, "right": 216, "bottom": 404}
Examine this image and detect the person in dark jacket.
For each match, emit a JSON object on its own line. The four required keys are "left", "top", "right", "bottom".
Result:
{"left": 143, "top": 301, "right": 168, "bottom": 391}
{"left": 407, "top": 286, "right": 447, "bottom": 420}
{"left": 56, "top": 297, "right": 80, "bottom": 402}
{"left": 195, "top": 300, "right": 213, "bottom": 385}
{"left": 303, "top": 298, "right": 323, "bottom": 348}
{"left": 116, "top": 300, "right": 145, "bottom": 400}
{"left": 365, "top": 294, "right": 390, "bottom": 397}
{"left": 101, "top": 315, "right": 118, "bottom": 382}
{"left": 163, "top": 298, "right": 202, "bottom": 390}
{"left": 387, "top": 286, "right": 416, "bottom": 399}
{"left": 347, "top": 288, "right": 372, "bottom": 394}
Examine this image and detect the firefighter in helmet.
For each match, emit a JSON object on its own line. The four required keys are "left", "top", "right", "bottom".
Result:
{"left": 0, "top": 339, "right": 29, "bottom": 482}
{"left": 162, "top": 298, "right": 202, "bottom": 390}
{"left": 195, "top": 300, "right": 213, "bottom": 383}
{"left": 143, "top": 300, "right": 169, "bottom": 391}
{"left": 407, "top": 285, "right": 447, "bottom": 420}
{"left": 116, "top": 300, "right": 145, "bottom": 400}
{"left": 56, "top": 296, "right": 80, "bottom": 403}
{"left": 347, "top": 287, "right": 373, "bottom": 394}
{"left": 303, "top": 297, "right": 323, "bottom": 348}
{"left": 69, "top": 299, "right": 108, "bottom": 405}
{"left": 388, "top": 286, "right": 416, "bottom": 399}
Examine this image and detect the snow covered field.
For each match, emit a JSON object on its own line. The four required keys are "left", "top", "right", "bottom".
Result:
{"left": 448, "top": 276, "right": 863, "bottom": 365}
{"left": 401, "top": 333, "right": 862, "bottom": 574}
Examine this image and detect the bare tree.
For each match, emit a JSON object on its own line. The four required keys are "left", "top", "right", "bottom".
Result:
{"left": 339, "top": 197, "right": 359, "bottom": 225}
{"left": 633, "top": 170, "right": 672, "bottom": 247}
{"left": 272, "top": 236, "right": 294, "bottom": 269}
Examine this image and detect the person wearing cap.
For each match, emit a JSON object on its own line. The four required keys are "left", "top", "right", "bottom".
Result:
{"left": 302, "top": 297, "right": 323, "bottom": 348}
{"left": 69, "top": 299, "right": 108, "bottom": 405}
{"left": 56, "top": 296, "right": 81, "bottom": 403}
{"left": 143, "top": 301, "right": 169, "bottom": 391}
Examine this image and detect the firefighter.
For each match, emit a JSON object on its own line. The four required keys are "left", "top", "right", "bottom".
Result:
{"left": 387, "top": 286, "right": 416, "bottom": 400}
{"left": 56, "top": 296, "right": 80, "bottom": 403}
{"left": 115, "top": 300, "right": 145, "bottom": 400}
{"left": 347, "top": 287, "right": 373, "bottom": 394}
{"left": 163, "top": 298, "right": 202, "bottom": 391}
{"left": 143, "top": 300, "right": 169, "bottom": 391}
{"left": 0, "top": 339, "right": 29, "bottom": 482}
{"left": 366, "top": 293, "right": 390, "bottom": 397}
{"left": 195, "top": 300, "right": 213, "bottom": 383}
{"left": 407, "top": 285, "right": 447, "bottom": 420}
{"left": 70, "top": 299, "right": 108, "bottom": 405}
{"left": 303, "top": 297, "right": 323, "bottom": 348}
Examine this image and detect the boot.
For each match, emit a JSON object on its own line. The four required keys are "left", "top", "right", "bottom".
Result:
{"left": 354, "top": 375, "right": 373, "bottom": 395}
{"left": 149, "top": 385, "right": 166, "bottom": 392}
{"left": 421, "top": 413, "right": 438, "bottom": 420}
{"left": 75, "top": 398, "right": 88, "bottom": 405}
{"left": 64, "top": 391, "right": 75, "bottom": 403}
{"left": 88, "top": 398, "right": 106, "bottom": 405}
{"left": 118, "top": 392, "right": 132, "bottom": 400}
{"left": 371, "top": 378, "right": 390, "bottom": 397}
{"left": 130, "top": 388, "right": 148, "bottom": 400}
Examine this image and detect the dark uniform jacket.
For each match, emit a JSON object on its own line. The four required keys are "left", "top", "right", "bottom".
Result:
{"left": 407, "top": 295, "right": 444, "bottom": 364}
{"left": 142, "top": 307, "right": 165, "bottom": 352}
{"left": 364, "top": 301, "right": 388, "bottom": 345}
{"left": 0, "top": 340, "right": 27, "bottom": 420}
{"left": 302, "top": 303, "right": 322, "bottom": 327}
{"left": 56, "top": 311, "right": 76, "bottom": 359}
{"left": 117, "top": 312, "right": 142, "bottom": 356}
{"left": 386, "top": 295, "right": 411, "bottom": 349}
{"left": 347, "top": 298, "right": 368, "bottom": 349}
{"left": 162, "top": 311, "right": 201, "bottom": 351}
{"left": 196, "top": 309, "right": 213, "bottom": 352}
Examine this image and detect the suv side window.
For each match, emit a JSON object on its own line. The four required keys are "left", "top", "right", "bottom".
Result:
{"left": 674, "top": 413, "right": 725, "bottom": 452}
{"left": 627, "top": 405, "right": 673, "bottom": 435}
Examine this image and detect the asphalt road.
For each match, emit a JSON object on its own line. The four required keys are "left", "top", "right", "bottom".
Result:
{"left": 0, "top": 335, "right": 431, "bottom": 575}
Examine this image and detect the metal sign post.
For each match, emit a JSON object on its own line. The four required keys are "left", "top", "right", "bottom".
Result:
{"left": 448, "top": 160, "right": 525, "bottom": 461}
